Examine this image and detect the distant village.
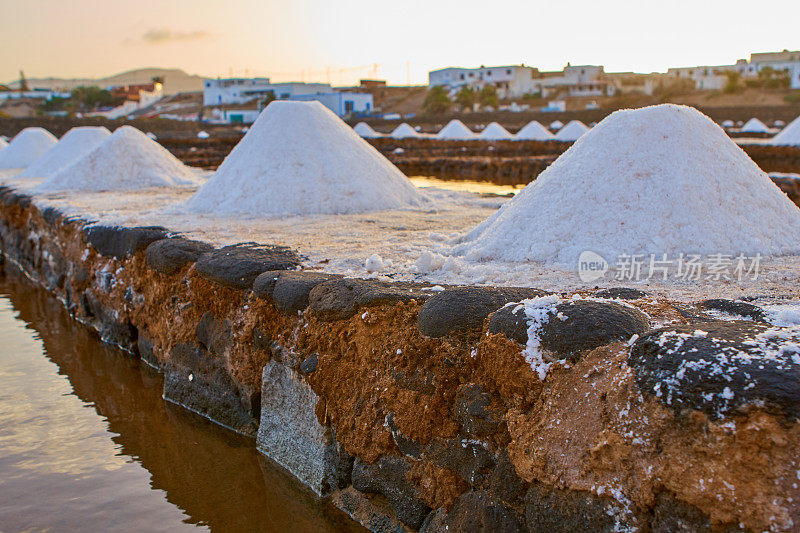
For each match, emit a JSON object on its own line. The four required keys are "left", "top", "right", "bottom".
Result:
{"left": 1, "top": 50, "right": 799, "bottom": 125}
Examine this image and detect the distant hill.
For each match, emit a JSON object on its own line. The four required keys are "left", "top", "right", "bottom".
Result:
{"left": 5, "top": 68, "right": 206, "bottom": 95}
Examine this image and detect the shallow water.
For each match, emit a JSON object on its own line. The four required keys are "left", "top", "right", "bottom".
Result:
{"left": 0, "top": 264, "right": 362, "bottom": 532}
{"left": 409, "top": 175, "right": 524, "bottom": 195}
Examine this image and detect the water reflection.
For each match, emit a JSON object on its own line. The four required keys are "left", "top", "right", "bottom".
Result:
{"left": 409, "top": 176, "right": 524, "bottom": 196}
{"left": 0, "top": 264, "right": 362, "bottom": 532}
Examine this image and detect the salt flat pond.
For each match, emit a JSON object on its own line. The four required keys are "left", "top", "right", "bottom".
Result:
{"left": 0, "top": 265, "right": 361, "bottom": 532}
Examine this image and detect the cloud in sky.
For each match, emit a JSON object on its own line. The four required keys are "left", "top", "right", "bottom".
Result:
{"left": 138, "top": 28, "right": 212, "bottom": 44}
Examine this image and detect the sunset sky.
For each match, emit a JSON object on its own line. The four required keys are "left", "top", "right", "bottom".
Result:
{"left": 1, "top": 0, "right": 798, "bottom": 86}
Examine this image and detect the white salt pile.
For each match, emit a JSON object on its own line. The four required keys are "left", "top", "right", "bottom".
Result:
{"left": 184, "top": 101, "right": 425, "bottom": 216}
{"left": 354, "top": 122, "right": 381, "bottom": 138}
{"left": 0, "top": 138, "right": 7, "bottom": 151}
{"left": 554, "top": 120, "right": 589, "bottom": 141}
{"left": 741, "top": 117, "right": 769, "bottom": 133}
{"left": 19, "top": 126, "right": 110, "bottom": 178}
{"left": 0, "top": 128, "right": 58, "bottom": 169}
{"left": 197, "top": 130, "right": 210, "bottom": 139}
{"left": 437, "top": 120, "right": 476, "bottom": 140}
{"left": 452, "top": 104, "right": 800, "bottom": 267}
{"left": 515, "top": 120, "right": 554, "bottom": 141}
{"left": 391, "top": 123, "right": 420, "bottom": 139}
{"left": 770, "top": 116, "right": 800, "bottom": 146}
{"left": 37, "top": 126, "right": 197, "bottom": 192}
{"left": 721, "top": 119, "right": 735, "bottom": 128}
{"left": 478, "top": 122, "right": 513, "bottom": 140}
{"left": 549, "top": 120, "right": 564, "bottom": 130}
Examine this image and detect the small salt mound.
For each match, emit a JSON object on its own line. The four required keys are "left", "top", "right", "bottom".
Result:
{"left": 770, "top": 116, "right": 800, "bottom": 146}
{"left": 354, "top": 122, "right": 381, "bottom": 138}
{"left": 0, "top": 128, "right": 58, "bottom": 169}
{"left": 554, "top": 120, "right": 589, "bottom": 141}
{"left": 721, "top": 120, "right": 735, "bottom": 128}
{"left": 515, "top": 120, "right": 554, "bottom": 141}
{"left": 741, "top": 118, "right": 769, "bottom": 133}
{"left": 37, "top": 126, "right": 197, "bottom": 192}
{"left": 478, "top": 122, "right": 513, "bottom": 140}
{"left": 550, "top": 120, "right": 564, "bottom": 130}
{"left": 197, "top": 130, "right": 210, "bottom": 139}
{"left": 184, "top": 101, "right": 425, "bottom": 216}
{"left": 437, "top": 120, "right": 475, "bottom": 140}
{"left": 453, "top": 104, "right": 800, "bottom": 267}
{"left": 391, "top": 123, "right": 420, "bottom": 139}
{"left": 19, "top": 127, "right": 110, "bottom": 178}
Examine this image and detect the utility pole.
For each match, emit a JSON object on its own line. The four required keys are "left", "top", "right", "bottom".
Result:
{"left": 19, "top": 70, "right": 29, "bottom": 92}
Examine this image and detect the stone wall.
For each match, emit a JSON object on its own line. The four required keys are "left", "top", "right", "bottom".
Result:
{"left": 1, "top": 186, "right": 799, "bottom": 532}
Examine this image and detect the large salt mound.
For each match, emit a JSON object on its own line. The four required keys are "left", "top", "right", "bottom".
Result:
{"left": 19, "top": 126, "right": 110, "bottom": 178}
{"left": 437, "top": 119, "right": 475, "bottom": 140}
{"left": 354, "top": 122, "right": 381, "bottom": 138}
{"left": 183, "top": 101, "right": 425, "bottom": 216}
{"left": 515, "top": 120, "right": 554, "bottom": 141}
{"left": 770, "top": 116, "right": 800, "bottom": 146}
{"left": 37, "top": 126, "right": 197, "bottom": 192}
{"left": 452, "top": 104, "right": 800, "bottom": 267}
{"left": 554, "top": 120, "right": 589, "bottom": 141}
{"left": 741, "top": 117, "right": 769, "bottom": 133}
{"left": 391, "top": 123, "right": 420, "bottom": 139}
{"left": 0, "top": 128, "right": 58, "bottom": 169}
{"left": 478, "top": 122, "right": 513, "bottom": 140}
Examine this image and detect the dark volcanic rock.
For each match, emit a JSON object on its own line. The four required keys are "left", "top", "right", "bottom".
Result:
{"left": 594, "top": 287, "right": 647, "bottom": 300}
{"left": 84, "top": 225, "right": 169, "bottom": 259}
{"left": 489, "top": 451, "right": 527, "bottom": 506}
{"left": 299, "top": 353, "right": 318, "bottom": 374}
{"left": 629, "top": 320, "right": 800, "bottom": 420}
{"left": 145, "top": 237, "right": 214, "bottom": 275}
{"left": 137, "top": 334, "right": 160, "bottom": 369}
{"left": 425, "top": 438, "right": 495, "bottom": 489}
{"left": 489, "top": 299, "right": 649, "bottom": 360}
{"left": 352, "top": 456, "right": 431, "bottom": 529}
{"left": 80, "top": 289, "right": 138, "bottom": 350}
{"left": 194, "top": 243, "right": 301, "bottom": 290}
{"left": 254, "top": 270, "right": 341, "bottom": 313}
{"left": 308, "top": 278, "right": 434, "bottom": 321}
{"left": 699, "top": 298, "right": 766, "bottom": 321}
{"left": 454, "top": 384, "right": 501, "bottom": 438}
{"left": 41, "top": 206, "right": 63, "bottom": 225}
{"left": 163, "top": 342, "right": 258, "bottom": 436}
{"left": 195, "top": 312, "right": 232, "bottom": 355}
{"left": 422, "top": 490, "right": 525, "bottom": 533}
{"left": 418, "top": 286, "right": 549, "bottom": 338}
{"left": 525, "top": 482, "right": 616, "bottom": 533}
{"left": 650, "top": 492, "right": 717, "bottom": 532}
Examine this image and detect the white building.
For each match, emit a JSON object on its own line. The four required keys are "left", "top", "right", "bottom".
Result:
{"left": 203, "top": 78, "right": 333, "bottom": 106}
{"left": 427, "top": 64, "right": 615, "bottom": 99}
{"left": 428, "top": 65, "right": 540, "bottom": 98}
{"left": 667, "top": 51, "right": 800, "bottom": 90}
{"left": 0, "top": 89, "right": 71, "bottom": 101}
{"left": 203, "top": 77, "right": 373, "bottom": 118}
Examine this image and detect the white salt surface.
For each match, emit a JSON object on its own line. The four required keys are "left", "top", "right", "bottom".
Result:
{"left": 391, "top": 123, "right": 420, "bottom": 139}
{"left": 451, "top": 104, "right": 800, "bottom": 268}
{"left": 478, "top": 122, "right": 513, "bottom": 141}
{"left": 353, "top": 122, "right": 381, "bottom": 138}
{"left": 19, "top": 127, "right": 110, "bottom": 178}
{"left": 554, "top": 120, "right": 589, "bottom": 141}
{"left": 740, "top": 117, "right": 769, "bottom": 133}
{"left": 437, "top": 120, "right": 476, "bottom": 140}
{"left": 0, "top": 128, "right": 58, "bottom": 169}
{"left": 771, "top": 116, "right": 800, "bottom": 146}
{"left": 550, "top": 120, "right": 564, "bottom": 130}
{"left": 184, "top": 101, "right": 426, "bottom": 216}
{"left": 515, "top": 121, "right": 554, "bottom": 141}
{"left": 36, "top": 126, "right": 198, "bottom": 192}
{"left": 0, "top": 138, "right": 7, "bottom": 150}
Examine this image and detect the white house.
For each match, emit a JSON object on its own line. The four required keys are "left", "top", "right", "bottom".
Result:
{"left": 289, "top": 92, "right": 373, "bottom": 117}
{"left": 427, "top": 64, "right": 615, "bottom": 99}
{"left": 667, "top": 51, "right": 800, "bottom": 90}
{"left": 428, "top": 65, "right": 540, "bottom": 98}
{"left": 203, "top": 78, "right": 333, "bottom": 106}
